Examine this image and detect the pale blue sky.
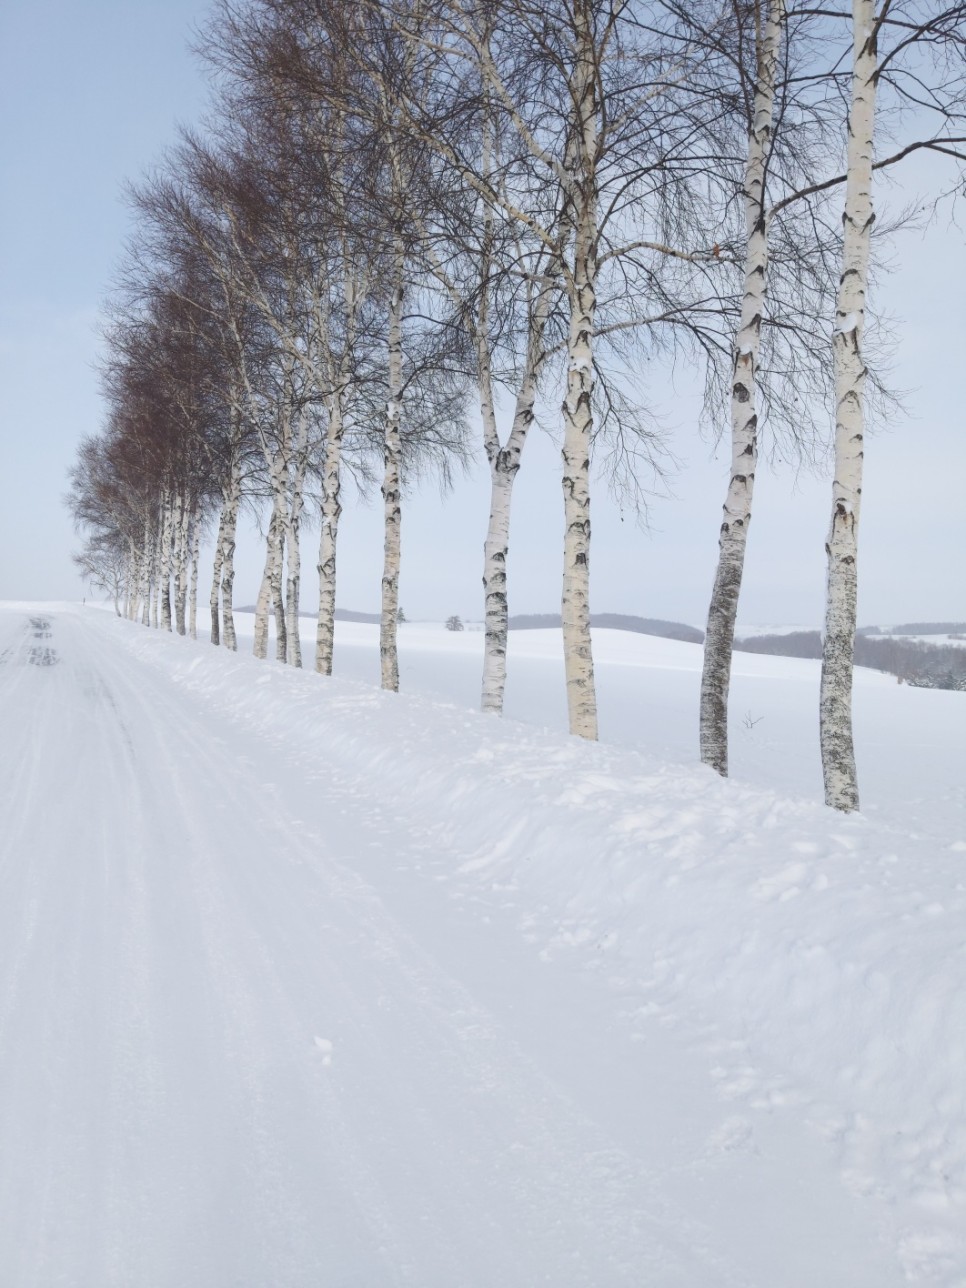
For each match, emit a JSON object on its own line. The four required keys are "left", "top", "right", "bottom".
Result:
{"left": 1, "top": 0, "right": 962, "bottom": 626}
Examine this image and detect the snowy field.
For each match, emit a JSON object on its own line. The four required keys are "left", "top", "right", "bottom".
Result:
{"left": 1, "top": 602, "right": 964, "bottom": 1286}
{"left": 242, "top": 611, "right": 965, "bottom": 839}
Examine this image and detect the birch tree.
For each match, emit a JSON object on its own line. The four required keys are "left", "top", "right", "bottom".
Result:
{"left": 414, "top": 65, "right": 547, "bottom": 718}
{"left": 819, "top": 0, "right": 878, "bottom": 811}
{"left": 699, "top": 0, "right": 787, "bottom": 776}
{"left": 816, "top": 0, "right": 966, "bottom": 809}
{"left": 381, "top": 0, "right": 749, "bottom": 737}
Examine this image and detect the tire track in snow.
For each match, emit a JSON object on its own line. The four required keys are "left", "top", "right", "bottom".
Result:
{"left": 80, "top": 622, "right": 739, "bottom": 1287}
{"left": 0, "top": 608, "right": 751, "bottom": 1287}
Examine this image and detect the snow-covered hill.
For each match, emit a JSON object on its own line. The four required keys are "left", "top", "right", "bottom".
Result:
{"left": 1, "top": 602, "right": 964, "bottom": 1286}
{"left": 235, "top": 611, "right": 964, "bottom": 838}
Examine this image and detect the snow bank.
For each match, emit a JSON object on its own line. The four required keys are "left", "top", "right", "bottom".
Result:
{"left": 108, "top": 614, "right": 966, "bottom": 1283}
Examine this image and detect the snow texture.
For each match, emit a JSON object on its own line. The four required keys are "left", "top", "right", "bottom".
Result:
{"left": 1, "top": 602, "right": 964, "bottom": 1286}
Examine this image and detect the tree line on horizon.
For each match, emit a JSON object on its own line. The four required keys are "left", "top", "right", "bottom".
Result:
{"left": 67, "top": 0, "right": 965, "bottom": 811}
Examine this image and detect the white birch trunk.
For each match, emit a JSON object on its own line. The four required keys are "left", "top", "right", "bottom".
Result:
{"left": 480, "top": 348, "right": 541, "bottom": 714}
{"left": 149, "top": 521, "right": 160, "bottom": 629}
{"left": 159, "top": 492, "right": 173, "bottom": 633}
{"left": 220, "top": 468, "right": 240, "bottom": 653}
{"left": 211, "top": 448, "right": 242, "bottom": 650}
{"left": 284, "top": 419, "right": 308, "bottom": 669}
{"left": 700, "top": 0, "right": 785, "bottom": 777}
{"left": 271, "top": 515, "right": 287, "bottom": 664}
{"left": 138, "top": 515, "right": 152, "bottom": 626}
{"left": 380, "top": 244, "right": 405, "bottom": 693}
{"left": 253, "top": 512, "right": 275, "bottom": 661}
{"left": 284, "top": 514, "right": 302, "bottom": 667}
{"left": 133, "top": 547, "right": 145, "bottom": 621}
{"left": 254, "top": 454, "right": 289, "bottom": 662}
{"left": 149, "top": 561, "right": 158, "bottom": 629}
{"left": 821, "top": 0, "right": 877, "bottom": 812}
{"left": 210, "top": 505, "right": 226, "bottom": 646}
{"left": 124, "top": 549, "right": 136, "bottom": 620}
{"left": 481, "top": 463, "right": 515, "bottom": 713}
{"left": 559, "top": 19, "right": 599, "bottom": 741}
{"left": 188, "top": 506, "right": 200, "bottom": 641}
{"left": 121, "top": 554, "right": 131, "bottom": 618}
{"left": 316, "top": 395, "right": 345, "bottom": 677}
{"left": 174, "top": 493, "right": 189, "bottom": 637}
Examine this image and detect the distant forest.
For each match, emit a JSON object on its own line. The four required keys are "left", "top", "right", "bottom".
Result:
{"left": 878, "top": 622, "right": 966, "bottom": 636}
{"left": 736, "top": 632, "right": 966, "bottom": 690}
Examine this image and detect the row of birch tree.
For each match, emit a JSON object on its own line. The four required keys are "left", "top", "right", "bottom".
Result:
{"left": 68, "top": 0, "right": 965, "bottom": 811}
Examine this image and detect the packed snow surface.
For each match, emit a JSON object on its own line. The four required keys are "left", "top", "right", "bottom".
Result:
{"left": 1, "top": 604, "right": 964, "bottom": 1287}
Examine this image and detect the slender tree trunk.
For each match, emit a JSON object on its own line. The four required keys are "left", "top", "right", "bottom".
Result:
{"left": 159, "top": 492, "right": 173, "bottom": 633}
{"left": 560, "top": 229, "right": 598, "bottom": 740}
{"left": 481, "top": 463, "right": 515, "bottom": 713}
{"left": 285, "top": 436, "right": 308, "bottom": 669}
{"left": 124, "top": 550, "right": 135, "bottom": 620}
{"left": 219, "top": 461, "right": 240, "bottom": 652}
{"left": 210, "top": 505, "right": 226, "bottom": 646}
{"left": 253, "top": 508, "right": 277, "bottom": 661}
{"left": 124, "top": 547, "right": 135, "bottom": 619}
{"left": 380, "top": 243, "right": 405, "bottom": 692}
{"left": 188, "top": 506, "right": 200, "bottom": 641}
{"left": 481, "top": 385, "right": 538, "bottom": 714}
{"left": 132, "top": 548, "right": 143, "bottom": 621}
{"left": 284, "top": 513, "right": 301, "bottom": 666}
{"left": 138, "top": 514, "right": 152, "bottom": 625}
{"left": 821, "top": 0, "right": 877, "bottom": 812}
{"left": 477, "top": 252, "right": 553, "bottom": 713}
{"left": 559, "top": 24, "right": 600, "bottom": 741}
{"left": 316, "top": 396, "right": 345, "bottom": 677}
{"left": 271, "top": 516, "right": 287, "bottom": 664}
{"left": 174, "top": 493, "right": 189, "bottom": 637}
{"left": 700, "top": 0, "right": 785, "bottom": 776}
{"left": 150, "top": 521, "right": 160, "bottom": 629}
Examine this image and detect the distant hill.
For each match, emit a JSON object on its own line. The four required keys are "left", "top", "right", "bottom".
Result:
{"left": 332, "top": 608, "right": 382, "bottom": 624}
{"left": 508, "top": 613, "right": 704, "bottom": 644}
{"left": 236, "top": 606, "right": 382, "bottom": 624}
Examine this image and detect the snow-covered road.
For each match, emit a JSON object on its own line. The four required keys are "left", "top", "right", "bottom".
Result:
{"left": 0, "top": 606, "right": 945, "bottom": 1285}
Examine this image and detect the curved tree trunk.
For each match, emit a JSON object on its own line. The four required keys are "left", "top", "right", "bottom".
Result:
{"left": 699, "top": 0, "right": 785, "bottom": 776}
{"left": 821, "top": 0, "right": 877, "bottom": 812}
